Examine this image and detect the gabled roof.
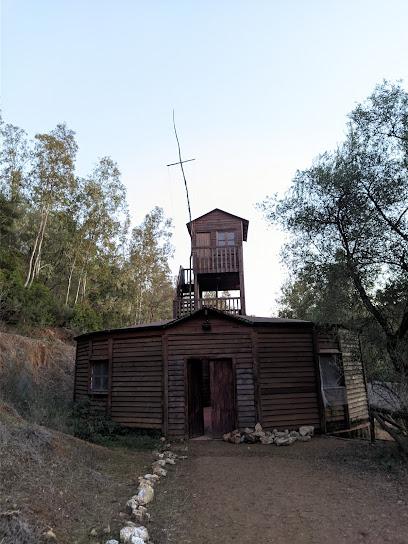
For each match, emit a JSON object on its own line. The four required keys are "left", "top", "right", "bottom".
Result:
{"left": 75, "top": 306, "right": 311, "bottom": 340}
{"left": 187, "top": 209, "right": 249, "bottom": 241}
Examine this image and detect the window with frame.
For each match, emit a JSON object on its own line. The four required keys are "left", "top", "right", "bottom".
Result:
{"left": 217, "top": 231, "right": 235, "bottom": 246}
{"left": 319, "top": 354, "right": 344, "bottom": 387}
{"left": 319, "top": 353, "right": 347, "bottom": 406}
{"left": 90, "top": 360, "right": 109, "bottom": 392}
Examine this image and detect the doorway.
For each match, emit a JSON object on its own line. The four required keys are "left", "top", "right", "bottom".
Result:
{"left": 186, "top": 358, "right": 236, "bottom": 439}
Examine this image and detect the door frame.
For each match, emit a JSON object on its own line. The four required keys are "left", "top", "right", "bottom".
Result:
{"left": 184, "top": 355, "right": 238, "bottom": 438}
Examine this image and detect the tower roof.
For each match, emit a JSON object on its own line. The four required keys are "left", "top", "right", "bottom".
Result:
{"left": 186, "top": 208, "right": 249, "bottom": 241}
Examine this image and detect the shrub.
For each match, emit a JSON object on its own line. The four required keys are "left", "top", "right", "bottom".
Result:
{"left": 69, "top": 305, "right": 103, "bottom": 334}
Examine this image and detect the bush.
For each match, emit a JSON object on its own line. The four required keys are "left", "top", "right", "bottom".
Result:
{"left": 69, "top": 305, "right": 103, "bottom": 334}
{"left": 69, "top": 397, "right": 123, "bottom": 442}
{"left": 69, "top": 397, "right": 161, "bottom": 449}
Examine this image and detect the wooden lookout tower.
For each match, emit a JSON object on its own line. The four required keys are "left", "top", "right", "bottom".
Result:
{"left": 173, "top": 209, "right": 249, "bottom": 318}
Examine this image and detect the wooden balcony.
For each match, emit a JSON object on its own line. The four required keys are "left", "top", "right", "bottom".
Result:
{"left": 173, "top": 297, "right": 243, "bottom": 318}
{"left": 192, "top": 246, "right": 240, "bottom": 274}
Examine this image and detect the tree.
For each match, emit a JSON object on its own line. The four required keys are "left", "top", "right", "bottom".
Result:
{"left": 259, "top": 81, "right": 408, "bottom": 376}
{"left": 24, "top": 123, "right": 78, "bottom": 287}
{"left": 127, "top": 207, "right": 174, "bottom": 324}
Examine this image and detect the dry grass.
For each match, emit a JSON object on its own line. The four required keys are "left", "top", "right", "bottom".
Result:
{"left": 0, "top": 402, "right": 155, "bottom": 543}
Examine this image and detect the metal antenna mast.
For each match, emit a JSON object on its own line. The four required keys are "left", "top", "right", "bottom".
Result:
{"left": 167, "top": 110, "right": 196, "bottom": 314}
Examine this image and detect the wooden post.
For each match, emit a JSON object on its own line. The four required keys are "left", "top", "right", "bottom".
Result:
{"left": 107, "top": 337, "right": 113, "bottom": 417}
{"left": 251, "top": 331, "right": 262, "bottom": 426}
{"left": 369, "top": 409, "right": 375, "bottom": 443}
{"left": 162, "top": 334, "right": 169, "bottom": 437}
{"left": 312, "top": 330, "right": 326, "bottom": 433}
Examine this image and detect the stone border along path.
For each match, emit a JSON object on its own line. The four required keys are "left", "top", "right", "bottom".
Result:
{"left": 105, "top": 437, "right": 187, "bottom": 544}
{"left": 223, "top": 423, "right": 315, "bottom": 445}
{"left": 105, "top": 424, "right": 314, "bottom": 544}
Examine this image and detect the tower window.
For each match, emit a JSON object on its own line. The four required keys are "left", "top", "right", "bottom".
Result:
{"left": 217, "top": 232, "right": 235, "bottom": 246}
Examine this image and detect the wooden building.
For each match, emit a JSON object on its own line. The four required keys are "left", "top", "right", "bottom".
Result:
{"left": 74, "top": 209, "right": 369, "bottom": 438}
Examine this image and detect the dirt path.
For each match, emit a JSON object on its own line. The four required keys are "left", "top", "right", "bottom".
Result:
{"left": 149, "top": 436, "right": 408, "bottom": 544}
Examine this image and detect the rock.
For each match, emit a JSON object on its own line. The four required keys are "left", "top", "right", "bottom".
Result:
{"left": 152, "top": 459, "right": 166, "bottom": 468}
{"left": 289, "top": 431, "right": 300, "bottom": 438}
{"left": 137, "top": 485, "right": 154, "bottom": 505}
{"left": 240, "top": 434, "right": 245, "bottom": 442}
{"left": 120, "top": 525, "right": 149, "bottom": 543}
{"left": 297, "top": 435, "right": 312, "bottom": 442}
{"left": 232, "top": 434, "right": 241, "bottom": 444}
{"left": 274, "top": 431, "right": 286, "bottom": 438}
{"left": 106, "top": 540, "right": 119, "bottom": 544}
{"left": 160, "top": 437, "right": 166, "bottom": 442}
{"left": 274, "top": 436, "right": 296, "bottom": 446}
{"left": 165, "top": 458, "right": 175, "bottom": 465}
{"left": 132, "top": 505, "right": 151, "bottom": 524}
{"left": 231, "top": 429, "right": 240, "bottom": 437}
{"left": 90, "top": 528, "right": 98, "bottom": 536}
{"left": 254, "top": 430, "right": 266, "bottom": 438}
{"left": 153, "top": 466, "right": 167, "bottom": 477}
{"left": 126, "top": 498, "right": 139, "bottom": 513}
{"left": 44, "top": 530, "right": 57, "bottom": 540}
{"left": 244, "top": 427, "right": 253, "bottom": 434}
{"left": 299, "top": 425, "right": 314, "bottom": 437}
{"left": 223, "top": 432, "right": 231, "bottom": 441}
{"left": 255, "top": 423, "right": 263, "bottom": 432}
{"left": 260, "top": 435, "right": 274, "bottom": 445}
{"left": 265, "top": 431, "right": 272, "bottom": 437}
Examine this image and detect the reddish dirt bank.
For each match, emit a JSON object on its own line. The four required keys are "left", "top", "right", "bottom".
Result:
{"left": 149, "top": 436, "right": 408, "bottom": 544}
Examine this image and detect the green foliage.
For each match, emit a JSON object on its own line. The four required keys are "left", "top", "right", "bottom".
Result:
{"left": 69, "top": 397, "right": 124, "bottom": 443}
{"left": 69, "top": 397, "right": 161, "bottom": 449}
{"left": 0, "top": 112, "right": 175, "bottom": 332}
{"left": 259, "top": 80, "right": 408, "bottom": 378}
{"left": 69, "top": 305, "right": 103, "bottom": 334}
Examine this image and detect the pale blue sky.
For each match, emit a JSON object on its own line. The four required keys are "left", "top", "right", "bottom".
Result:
{"left": 2, "top": 1, "right": 408, "bottom": 316}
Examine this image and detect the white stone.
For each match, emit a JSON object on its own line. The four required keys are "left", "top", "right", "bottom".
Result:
{"left": 274, "top": 436, "right": 296, "bottom": 446}
{"left": 255, "top": 423, "right": 263, "bottom": 432}
{"left": 299, "top": 425, "right": 314, "bottom": 437}
{"left": 297, "top": 435, "right": 312, "bottom": 442}
{"left": 260, "top": 435, "right": 274, "bottom": 445}
{"left": 254, "top": 430, "right": 266, "bottom": 438}
{"left": 165, "top": 458, "right": 175, "bottom": 465}
{"left": 137, "top": 486, "right": 154, "bottom": 505}
{"left": 120, "top": 525, "right": 149, "bottom": 543}
{"left": 244, "top": 427, "right": 253, "bottom": 434}
{"left": 106, "top": 540, "right": 119, "bottom": 544}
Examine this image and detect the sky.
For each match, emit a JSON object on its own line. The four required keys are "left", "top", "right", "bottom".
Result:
{"left": 1, "top": 1, "right": 408, "bottom": 317}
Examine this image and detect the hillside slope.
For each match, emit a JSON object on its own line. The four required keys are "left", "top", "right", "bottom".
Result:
{"left": 0, "top": 330, "right": 75, "bottom": 431}
{"left": 0, "top": 401, "right": 153, "bottom": 543}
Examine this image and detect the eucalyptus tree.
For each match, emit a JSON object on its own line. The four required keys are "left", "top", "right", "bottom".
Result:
{"left": 71, "top": 157, "right": 129, "bottom": 306}
{"left": 24, "top": 123, "right": 78, "bottom": 287}
{"left": 260, "top": 81, "right": 408, "bottom": 375}
{"left": 128, "top": 207, "right": 174, "bottom": 324}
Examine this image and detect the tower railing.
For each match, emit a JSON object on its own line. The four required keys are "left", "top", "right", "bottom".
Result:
{"left": 192, "top": 246, "right": 240, "bottom": 274}
{"left": 173, "top": 296, "right": 243, "bottom": 318}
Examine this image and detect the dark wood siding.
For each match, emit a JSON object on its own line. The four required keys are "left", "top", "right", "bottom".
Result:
{"left": 258, "top": 328, "right": 321, "bottom": 430}
{"left": 74, "top": 339, "right": 90, "bottom": 401}
{"left": 110, "top": 335, "right": 163, "bottom": 428}
{"left": 166, "top": 315, "right": 255, "bottom": 437}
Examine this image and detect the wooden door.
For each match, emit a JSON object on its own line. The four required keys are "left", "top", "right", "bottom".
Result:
{"left": 210, "top": 359, "right": 236, "bottom": 438}
{"left": 187, "top": 360, "right": 204, "bottom": 438}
